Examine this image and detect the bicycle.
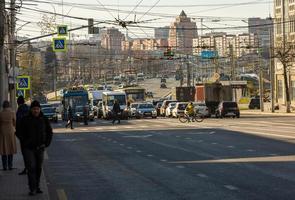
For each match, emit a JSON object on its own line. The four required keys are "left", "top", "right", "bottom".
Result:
{"left": 179, "top": 112, "right": 204, "bottom": 123}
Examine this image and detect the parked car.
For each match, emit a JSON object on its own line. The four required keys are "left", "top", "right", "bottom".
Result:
{"left": 193, "top": 102, "right": 210, "bottom": 117}
{"left": 165, "top": 102, "right": 176, "bottom": 117}
{"left": 248, "top": 98, "right": 260, "bottom": 109}
{"left": 130, "top": 103, "right": 139, "bottom": 118}
{"left": 172, "top": 102, "right": 188, "bottom": 118}
{"left": 136, "top": 103, "right": 157, "bottom": 118}
{"left": 73, "top": 106, "right": 94, "bottom": 121}
{"left": 160, "top": 100, "right": 177, "bottom": 116}
{"left": 161, "top": 78, "right": 166, "bottom": 83}
{"left": 41, "top": 107, "right": 58, "bottom": 123}
{"left": 215, "top": 101, "right": 240, "bottom": 118}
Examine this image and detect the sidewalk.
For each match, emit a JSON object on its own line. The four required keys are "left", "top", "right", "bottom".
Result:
{"left": 0, "top": 142, "right": 50, "bottom": 200}
{"left": 241, "top": 109, "right": 295, "bottom": 116}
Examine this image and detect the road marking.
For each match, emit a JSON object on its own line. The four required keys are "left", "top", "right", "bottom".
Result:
{"left": 57, "top": 189, "right": 68, "bottom": 200}
{"left": 185, "top": 137, "right": 192, "bottom": 140}
{"left": 176, "top": 136, "right": 180, "bottom": 138}
{"left": 120, "top": 144, "right": 125, "bottom": 146}
{"left": 136, "top": 150, "right": 142, "bottom": 153}
{"left": 160, "top": 159, "right": 167, "bottom": 162}
{"left": 246, "top": 149, "right": 255, "bottom": 152}
{"left": 123, "top": 135, "right": 153, "bottom": 138}
{"left": 224, "top": 185, "right": 238, "bottom": 191}
{"left": 227, "top": 145, "right": 235, "bottom": 148}
{"left": 211, "top": 142, "right": 218, "bottom": 145}
{"left": 176, "top": 165, "right": 185, "bottom": 169}
{"left": 147, "top": 154, "right": 153, "bottom": 157}
{"left": 209, "top": 131, "right": 215, "bottom": 134}
{"left": 197, "top": 140, "right": 203, "bottom": 143}
{"left": 197, "top": 173, "right": 208, "bottom": 178}
{"left": 127, "top": 147, "right": 133, "bottom": 149}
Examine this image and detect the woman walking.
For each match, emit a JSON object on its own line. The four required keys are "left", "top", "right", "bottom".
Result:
{"left": 0, "top": 101, "right": 17, "bottom": 170}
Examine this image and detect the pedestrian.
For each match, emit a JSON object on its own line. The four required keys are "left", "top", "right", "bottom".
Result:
{"left": 112, "top": 100, "right": 121, "bottom": 124}
{"left": 18, "top": 100, "right": 53, "bottom": 196}
{"left": 0, "top": 101, "right": 17, "bottom": 171}
{"left": 65, "top": 105, "right": 74, "bottom": 129}
{"left": 83, "top": 105, "right": 88, "bottom": 125}
{"left": 15, "top": 95, "right": 29, "bottom": 175}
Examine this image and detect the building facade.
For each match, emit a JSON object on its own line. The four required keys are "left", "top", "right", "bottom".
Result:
{"left": 274, "top": 0, "right": 295, "bottom": 106}
{"left": 100, "top": 28, "right": 124, "bottom": 52}
{"left": 168, "top": 10, "right": 198, "bottom": 54}
{"left": 193, "top": 33, "right": 258, "bottom": 58}
{"left": 154, "top": 26, "right": 170, "bottom": 39}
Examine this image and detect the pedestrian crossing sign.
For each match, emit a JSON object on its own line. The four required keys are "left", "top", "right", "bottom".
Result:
{"left": 17, "top": 76, "right": 30, "bottom": 90}
{"left": 17, "top": 89, "right": 25, "bottom": 97}
{"left": 57, "top": 25, "right": 68, "bottom": 36}
{"left": 52, "top": 38, "right": 67, "bottom": 52}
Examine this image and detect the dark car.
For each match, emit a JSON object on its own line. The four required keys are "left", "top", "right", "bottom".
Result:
{"left": 248, "top": 98, "right": 260, "bottom": 109}
{"left": 215, "top": 101, "right": 240, "bottom": 118}
{"left": 161, "top": 78, "right": 166, "bottom": 83}
{"left": 160, "top": 82, "right": 167, "bottom": 88}
{"left": 41, "top": 107, "right": 58, "bottom": 123}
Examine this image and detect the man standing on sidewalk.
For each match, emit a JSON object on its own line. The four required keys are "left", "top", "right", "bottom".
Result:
{"left": 18, "top": 100, "right": 53, "bottom": 196}
{"left": 15, "top": 96, "right": 29, "bottom": 175}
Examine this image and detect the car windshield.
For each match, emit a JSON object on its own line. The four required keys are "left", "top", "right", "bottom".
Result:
{"left": 138, "top": 104, "right": 154, "bottom": 109}
{"left": 169, "top": 103, "right": 176, "bottom": 107}
{"left": 75, "top": 106, "right": 84, "bottom": 112}
{"left": 223, "top": 102, "right": 238, "bottom": 107}
{"left": 178, "top": 104, "right": 188, "bottom": 110}
{"left": 251, "top": 99, "right": 260, "bottom": 103}
{"left": 131, "top": 104, "right": 138, "bottom": 108}
{"left": 107, "top": 95, "right": 126, "bottom": 106}
{"left": 42, "top": 107, "right": 55, "bottom": 113}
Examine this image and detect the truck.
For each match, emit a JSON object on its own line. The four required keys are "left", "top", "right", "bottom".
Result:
{"left": 172, "top": 86, "right": 195, "bottom": 102}
{"left": 195, "top": 83, "right": 233, "bottom": 114}
{"left": 101, "top": 91, "right": 128, "bottom": 119}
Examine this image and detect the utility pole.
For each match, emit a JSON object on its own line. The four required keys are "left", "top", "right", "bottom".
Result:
{"left": 269, "top": 21, "right": 275, "bottom": 112}
{"left": 0, "top": 0, "right": 6, "bottom": 108}
{"left": 187, "top": 55, "right": 191, "bottom": 86}
{"left": 230, "top": 44, "right": 235, "bottom": 80}
{"left": 258, "top": 41, "right": 264, "bottom": 112}
{"left": 9, "top": 0, "right": 16, "bottom": 109}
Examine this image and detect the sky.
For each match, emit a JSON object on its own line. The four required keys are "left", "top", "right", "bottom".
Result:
{"left": 17, "top": 0, "right": 274, "bottom": 40}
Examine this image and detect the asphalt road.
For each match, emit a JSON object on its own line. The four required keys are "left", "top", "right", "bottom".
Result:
{"left": 45, "top": 115, "right": 295, "bottom": 200}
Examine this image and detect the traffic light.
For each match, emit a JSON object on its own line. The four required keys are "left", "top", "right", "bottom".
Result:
{"left": 88, "top": 18, "right": 94, "bottom": 34}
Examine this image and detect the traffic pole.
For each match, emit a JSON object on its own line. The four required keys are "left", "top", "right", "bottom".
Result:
{"left": 0, "top": 0, "right": 6, "bottom": 109}
{"left": 9, "top": 0, "right": 17, "bottom": 110}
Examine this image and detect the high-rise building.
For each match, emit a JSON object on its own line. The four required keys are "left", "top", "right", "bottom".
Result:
{"left": 100, "top": 28, "right": 124, "bottom": 52}
{"left": 154, "top": 26, "right": 170, "bottom": 39}
{"left": 168, "top": 10, "right": 198, "bottom": 54}
{"left": 248, "top": 17, "right": 273, "bottom": 58}
{"left": 274, "top": 0, "right": 295, "bottom": 106}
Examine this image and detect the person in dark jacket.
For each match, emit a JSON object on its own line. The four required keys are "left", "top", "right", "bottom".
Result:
{"left": 65, "top": 105, "right": 73, "bottom": 129}
{"left": 112, "top": 100, "right": 121, "bottom": 124}
{"left": 15, "top": 96, "right": 29, "bottom": 175}
{"left": 18, "top": 100, "right": 53, "bottom": 196}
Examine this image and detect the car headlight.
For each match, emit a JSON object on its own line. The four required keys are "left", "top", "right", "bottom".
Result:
{"left": 152, "top": 110, "right": 156, "bottom": 114}
{"left": 77, "top": 114, "right": 80, "bottom": 117}
{"left": 138, "top": 110, "right": 143, "bottom": 114}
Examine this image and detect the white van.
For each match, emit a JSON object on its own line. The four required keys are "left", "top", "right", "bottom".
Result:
{"left": 102, "top": 91, "right": 127, "bottom": 119}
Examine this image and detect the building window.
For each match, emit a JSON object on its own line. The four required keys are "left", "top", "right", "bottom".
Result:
{"left": 278, "top": 80, "right": 283, "bottom": 99}
{"left": 292, "top": 81, "right": 295, "bottom": 100}
{"left": 276, "top": 0, "right": 281, "bottom": 6}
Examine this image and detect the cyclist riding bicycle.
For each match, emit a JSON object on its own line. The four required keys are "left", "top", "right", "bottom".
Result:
{"left": 185, "top": 102, "right": 195, "bottom": 121}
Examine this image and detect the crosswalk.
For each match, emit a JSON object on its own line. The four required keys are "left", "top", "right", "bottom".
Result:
{"left": 53, "top": 117, "right": 295, "bottom": 141}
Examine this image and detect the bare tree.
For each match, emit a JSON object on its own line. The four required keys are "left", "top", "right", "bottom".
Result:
{"left": 274, "top": 42, "right": 294, "bottom": 113}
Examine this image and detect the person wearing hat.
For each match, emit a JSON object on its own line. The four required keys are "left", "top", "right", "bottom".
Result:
{"left": 18, "top": 100, "right": 53, "bottom": 196}
{"left": 15, "top": 96, "right": 29, "bottom": 175}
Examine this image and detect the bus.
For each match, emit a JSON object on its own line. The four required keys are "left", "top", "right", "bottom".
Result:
{"left": 61, "top": 88, "right": 89, "bottom": 120}
{"left": 116, "top": 87, "right": 146, "bottom": 103}
{"left": 102, "top": 91, "right": 127, "bottom": 119}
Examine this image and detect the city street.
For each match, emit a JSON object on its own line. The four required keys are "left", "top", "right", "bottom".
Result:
{"left": 45, "top": 115, "right": 295, "bottom": 200}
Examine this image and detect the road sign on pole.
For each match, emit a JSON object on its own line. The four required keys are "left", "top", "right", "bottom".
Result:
{"left": 201, "top": 50, "right": 218, "bottom": 59}
{"left": 57, "top": 25, "right": 68, "bottom": 36}
{"left": 17, "top": 76, "right": 30, "bottom": 90}
{"left": 16, "top": 89, "right": 25, "bottom": 97}
{"left": 52, "top": 38, "right": 67, "bottom": 52}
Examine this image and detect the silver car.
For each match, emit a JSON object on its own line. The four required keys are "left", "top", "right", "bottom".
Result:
{"left": 136, "top": 103, "right": 157, "bottom": 119}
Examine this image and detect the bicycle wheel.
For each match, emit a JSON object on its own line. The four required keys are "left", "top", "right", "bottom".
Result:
{"left": 179, "top": 115, "right": 189, "bottom": 123}
{"left": 194, "top": 114, "right": 204, "bottom": 122}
